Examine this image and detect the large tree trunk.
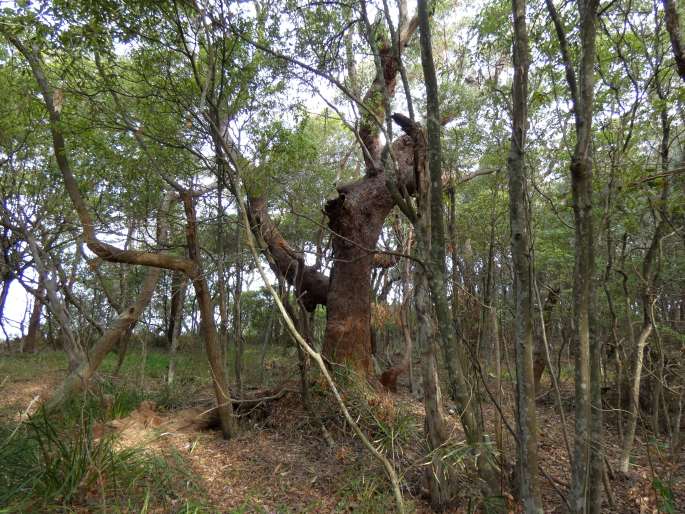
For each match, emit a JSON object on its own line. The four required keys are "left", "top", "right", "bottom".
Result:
{"left": 247, "top": 196, "right": 329, "bottom": 312}
{"left": 323, "top": 173, "right": 397, "bottom": 376}
{"left": 213, "top": 15, "right": 420, "bottom": 379}
{"left": 663, "top": 0, "right": 685, "bottom": 81}
{"left": 318, "top": 14, "right": 419, "bottom": 377}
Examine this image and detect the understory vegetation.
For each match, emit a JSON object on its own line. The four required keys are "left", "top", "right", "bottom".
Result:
{"left": 1, "top": 0, "right": 684, "bottom": 512}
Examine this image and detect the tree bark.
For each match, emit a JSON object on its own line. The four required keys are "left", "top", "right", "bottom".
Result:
{"left": 663, "top": 0, "right": 685, "bottom": 81}
{"left": 233, "top": 219, "right": 244, "bottom": 398}
{"left": 508, "top": 0, "right": 543, "bottom": 510}
{"left": 182, "top": 192, "right": 238, "bottom": 438}
{"left": 23, "top": 278, "right": 44, "bottom": 354}
{"left": 416, "top": 1, "right": 501, "bottom": 498}
{"left": 532, "top": 287, "right": 559, "bottom": 392}
{"left": 167, "top": 274, "right": 187, "bottom": 385}
{"left": 323, "top": 173, "right": 399, "bottom": 376}
{"left": 545, "top": 1, "right": 602, "bottom": 511}
{"left": 414, "top": 231, "right": 457, "bottom": 509}
{"left": 44, "top": 266, "right": 162, "bottom": 412}
{"left": 619, "top": 96, "right": 671, "bottom": 472}
{"left": 247, "top": 196, "right": 328, "bottom": 312}
{"left": 8, "top": 36, "right": 238, "bottom": 439}
{"left": 216, "top": 174, "right": 230, "bottom": 367}
{"left": 320, "top": 14, "right": 419, "bottom": 377}
{"left": 22, "top": 226, "right": 85, "bottom": 371}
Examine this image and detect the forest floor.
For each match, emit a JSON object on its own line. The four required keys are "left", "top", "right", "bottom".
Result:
{"left": 0, "top": 347, "right": 683, "bottom": 513}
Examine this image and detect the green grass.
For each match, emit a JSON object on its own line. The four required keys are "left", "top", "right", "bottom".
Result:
{"left": 0, "top": 351, "right": 68, "bottom": 380}
{"left": 99, "top": 348, "right": 210, "bottom": 382}
{"left": 0, "top": 342, "right": 410, "bottom": 513}
{"left": 0, "top": 407, "right": 211, "bottom": 513}
{"left": 334, "top": 471, "right": 411, "bottom": 514}
{"left": 0, "top": 348, "right": 220, "bottom": 513}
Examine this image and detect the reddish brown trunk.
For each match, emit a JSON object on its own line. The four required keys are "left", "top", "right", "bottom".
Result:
{"left": 322, "top": 129, "right": 417, "bottom": 377}
{"left": 248, "top": 196, "right": 328, "bottom": 311}
{"left": 323, "top": 174, "right": 395, "bottom": 376}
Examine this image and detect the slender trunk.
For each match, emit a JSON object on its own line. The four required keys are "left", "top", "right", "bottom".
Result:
{"left": 23, "top": 228, "right": 85, "bottom": 371}
{"left": 258, "top": 305, "right": 275, "bottom": 384}
{"left": 44, "top": 267, "right": 162, "bottom": 412}
{"left": 23, "top": 278, "right": 44, "bottom": 354}
{"left": 545, "top": 1, "right": 601, "bottom": 510}
{"left": 217, "top": 163, "right": 230, "bottom": 368}
{"left": 114, "top": 221, "right": 135, "bottom": 371}
{"left": 417, "top": 0, "right": 500, "bottom": 498}
{"left": 508, "top": 0, "right": 542, "bottom": 509}
{"left": 399, "top": 291, "right": 415, "bottom": 394}
{"left": 480, "top": 184, "right": 498, "bottom": 370}
{"left": 233, "top": 220, "right": 244, "bottom": 398}
{"left": 494, "top": 306, "right": 503, "bottom": 455}
{"left": 619, "top": 323, "right": 653, "bottom": 472}
{"left": 620, "top": 102, "right": 671, "bottom": 471}
{"left": 167, "top": 276, "right": 187, "bottom": 385}
{"left": 283, "top": 293, "right": 311, "bottom": 405}
{"left": 138, "top": 332, "right": 147, "bottom": 390}
{"left": 533, "top": 288, "right": 559, "bottom": 392}
{"left": 182, "top": 192, "right": 237, "bottom": 438}
{"left": 415, "top": 231, "right": 456, "bottom": 509}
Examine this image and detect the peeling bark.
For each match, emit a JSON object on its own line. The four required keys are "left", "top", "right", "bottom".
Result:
{"left": 322, "top": 132, "right": 418, "bottom": 376}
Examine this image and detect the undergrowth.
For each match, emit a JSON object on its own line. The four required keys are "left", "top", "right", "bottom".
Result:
{"left": 0, "top": 390, "right": 210, "bottom": 513}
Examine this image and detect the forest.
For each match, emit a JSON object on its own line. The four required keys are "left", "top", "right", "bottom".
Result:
{"left": 0, "top": 0, "right": 683, "bottom": 512}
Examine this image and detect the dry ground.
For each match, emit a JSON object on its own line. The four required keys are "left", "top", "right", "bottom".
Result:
{"left": 1, "top": 350, "right": 683, "bottom": 513}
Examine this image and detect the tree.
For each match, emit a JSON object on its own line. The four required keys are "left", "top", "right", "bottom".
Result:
{"left": 507, "top": 0, "right": 542, "bottom": 510}
{"left": 545, "top": 0, "right": 603, "bottom": 511}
